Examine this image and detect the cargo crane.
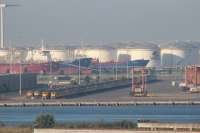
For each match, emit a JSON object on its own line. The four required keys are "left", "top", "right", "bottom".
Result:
{"left": 131, "top": 67, "right": 147, "bottom": 96}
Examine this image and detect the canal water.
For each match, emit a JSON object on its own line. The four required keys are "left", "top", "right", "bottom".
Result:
{"left": 0, "top": 105, "right": 200, "bottom": 124}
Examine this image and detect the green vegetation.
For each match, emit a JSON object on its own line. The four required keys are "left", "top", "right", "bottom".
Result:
{"left": 70, "top": 79, "right": 78, "bottom": 85}
{"left": 55, "top": 120, "right": 137, "bottom": 129}
{"left": 0, "top": 121, "right": 5, "bottom": 127}
{"left": 0, "top": 113, "right": 137, "bottom": 132}
{"left": 84, "top": 76, "right": 91, "bottom": 84}
{"left": 0, "top": 120, "right": 137, "bottom": 132}
{"left": 34, "top": 114, "right": 56, "bottom": 128}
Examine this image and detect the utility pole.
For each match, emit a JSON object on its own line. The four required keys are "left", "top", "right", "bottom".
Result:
{"left": 131, "top": 67, "right": 134, "bottom": 95}
{"left": 19, "top": 60, "right": 22, "bottom": 96}
{"left": 78, "top": 58, "right": 81, "bottom": 85}
{"left": 113, "top": 62, "right": 115, "bottom": 80}
{"left": 98, "top": 59, "right": 101, "bottom": 82}
{"left": 115, "top": 61, "right": 118, "bottom": 80}
{"left": 126, "top": 61, "right": 129, "bottom": 79}
{"left": 50, "top": 60, "right": 52, "bottom": 75}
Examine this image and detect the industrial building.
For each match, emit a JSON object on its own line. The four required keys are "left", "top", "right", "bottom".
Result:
{"left": 0, "top": 73, "right": 37, "bottom": 92}
{"left": 161, "top": 41, "right": 199, "bottom": 67}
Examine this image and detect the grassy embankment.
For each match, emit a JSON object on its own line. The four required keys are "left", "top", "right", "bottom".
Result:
{"left": 0, "top": 120, "right": 136, "bottom": 133}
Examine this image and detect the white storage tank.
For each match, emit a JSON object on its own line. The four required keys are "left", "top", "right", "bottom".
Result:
{"left": 49, "top": 49, "right": 75, "bottom": 62}
{"left": 160, "top": 41, "right": 199, "bottom": 67}
{"left": 7, "top": 48, "right": 27, "bottom": 63}
{"left": 25, "top": 49, "right": 34, "bottom": 62}
{"left": 74, "top": 47, "right": 117, "bottom": 62}
{"left": 0, "top": 49, "right": 9, "bottom": 59}
{"left": 117, "top": 42, "right": 160, "bottom": 67}
{"left": 25, "top": 49, "right": 51, "bottom": 63}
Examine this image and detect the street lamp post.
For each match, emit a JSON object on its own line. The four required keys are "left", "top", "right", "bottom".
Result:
{"left": 78, "top": 58, "right": 81, "bottom": 85}
{"left": 115, "top": 61, "right": 118, "bottom": 80}
{"left": 19, "top": 61, "right": 22, "bottom": 96}
{"left": 99, "top": 59, "right": 101, "bottom": 82}
{"left": 127, "top": 61, "right": 129, "bottom": 79}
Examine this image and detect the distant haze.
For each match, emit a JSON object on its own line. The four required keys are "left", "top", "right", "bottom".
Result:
{"left": 4, "top": 0, "right": 200, "bottom": 46}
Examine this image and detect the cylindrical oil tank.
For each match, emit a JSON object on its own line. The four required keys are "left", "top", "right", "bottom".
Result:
{"left": 49, "top": 49, "right": 75, "bottom": 62}
{"left": 25, "top": 49, "right": 51, "bottom": 63}
{"left": 74, "top": 48, "right": 117, "bottom": 62}
{"left": 10, "top": 49, "right": 28, "bottom": 63}
{"left": 160, "top": 41, "right": 199, "bottom": 67}
{"left": 25, "top": 49, "right": 34, "bottom": 62}
{"left": 19, "top": 49, "right": 29, "bottom": 61}
{"left": 117, "top": 42, "right": 160, "bottom": 67}
{"left": 0, "top": 49, "right": 9, "bottom": 60}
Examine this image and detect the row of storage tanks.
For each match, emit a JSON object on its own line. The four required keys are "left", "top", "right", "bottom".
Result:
{"left": 0, "top": 41, "right": 199, "bottom": 68}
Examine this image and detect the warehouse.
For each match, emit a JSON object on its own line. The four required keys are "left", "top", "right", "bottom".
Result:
{"left": 0, "top": 73, "right": 37, "bottom": 92}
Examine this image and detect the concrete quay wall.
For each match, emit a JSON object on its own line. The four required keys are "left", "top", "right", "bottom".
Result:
{"left": 34, "top": 129, "right": 198, "bottom": 133}
{"left": 138, "top": 123, "right": 200, "bottom": 131}
{"left": 1, "top": 101, "right": 200, "bottom": 107}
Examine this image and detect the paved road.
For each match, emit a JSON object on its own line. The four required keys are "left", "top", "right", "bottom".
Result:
{"left": 64, "top": 80, "right": 200, "bottom": 102}
{"left": 1, "top": 79, "right": 200, "bottom": 102}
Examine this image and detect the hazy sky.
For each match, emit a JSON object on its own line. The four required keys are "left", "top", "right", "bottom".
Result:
{"left": 3, "top": 0, "right": 200, "bottom": 46}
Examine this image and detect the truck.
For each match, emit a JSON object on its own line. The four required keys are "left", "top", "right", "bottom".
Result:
{"left": 189, "top": 86, "right": 200, "bottom": 93}
{"left": 49, "top": 75, "right": 72, "bottom": 89}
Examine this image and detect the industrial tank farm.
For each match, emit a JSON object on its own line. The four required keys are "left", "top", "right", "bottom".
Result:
{"left": 161, "top": 41, "right": 199, "bottom": 67}
{"left": 117, "top": 42, "right": 161, "bottom": 68}
{"left": 25, "top": 48, "right": 75, "bottom": 62}
{"left": 0, "top": 41, "right": 199, "bottom": 70}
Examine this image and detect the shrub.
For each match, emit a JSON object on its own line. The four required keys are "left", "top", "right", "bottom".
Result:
{"left": 84, "top": 76, "right": 91, "bottom": 84}
{"left": 0, "top": 121, "right": 5, "bottom": 127}
{"left": 55, "top": 120, "right": 136, "bottom": 129}
{"left": 34, "top": 114, "right": 55, "bottom": 128}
